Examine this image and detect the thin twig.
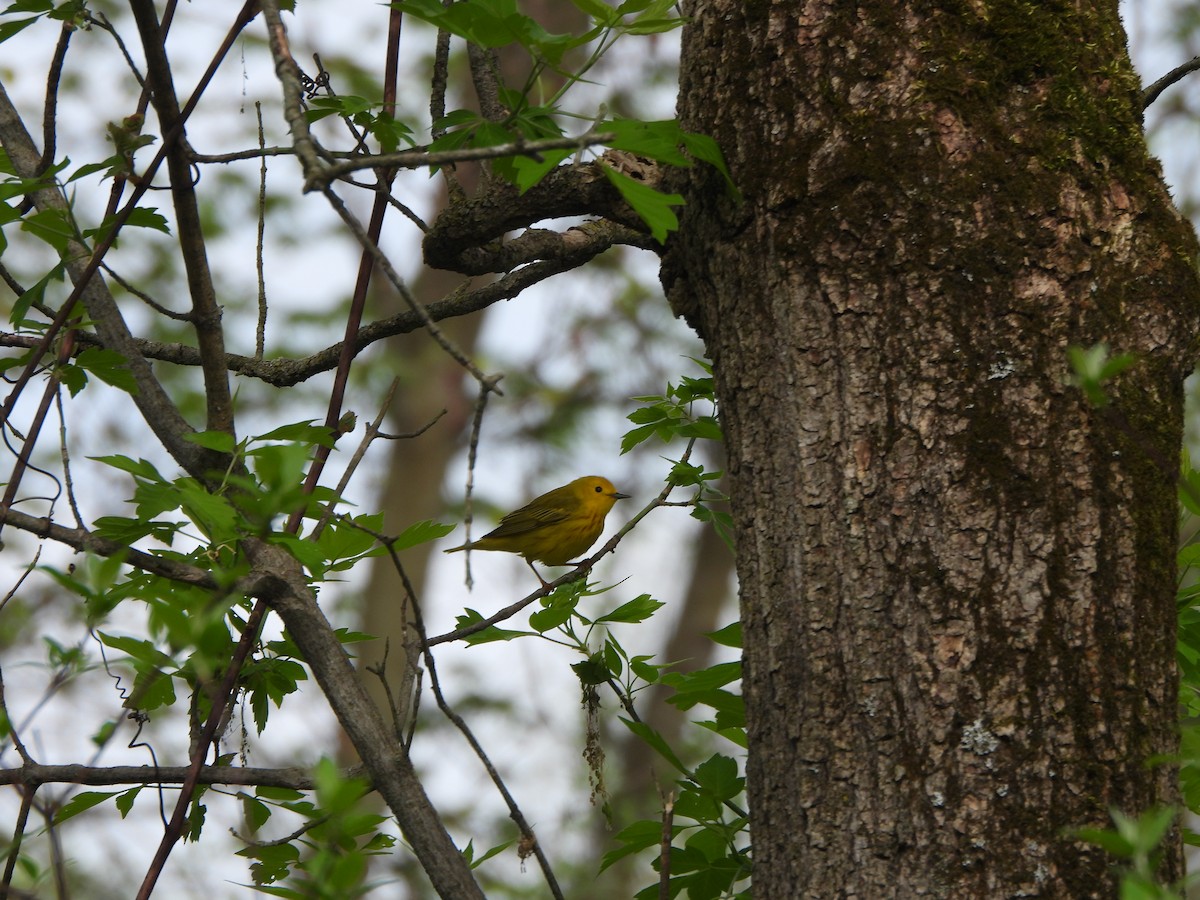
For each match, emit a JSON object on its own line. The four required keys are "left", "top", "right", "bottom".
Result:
{"left": 54, "top": 389, "right": 84, "bottom": 530}
{"left": 0, "top": 785, "right": 35, "bottom": 899}
{"left": 364, "top": 638, "right": 406, "bottom": 741}
{"left": 375, "top": 535, "right": 566, "bottom": 900}
{"left": 100, "top": 263, "right": 193, "bottom": 321}
{"left": 313, "top": 131, "right": 616, "bottom": 187}
{"left": 38, "top": 23, "right": 72, "bottom": 175}
{"left": 0, "top": 546, "right": 40, "bottom": 619}
{"left": 377, "top": 409, "right": 446, "bottom": 441}
{"left": 87, "top": 12, "right": 149, "bottom": 88}
{"left": 429, "top": 16, "right": 459, "bottom": 198}
{"left": 1142, "top": 55, "right": 1200, "bottom": 109}
{"left": 255, "top": 102, "right": 269, "bottom": 360}
{"left": 659, "top": 792, "right": 674, "bottom": 900}
{"left": 454, "top": 379, "right": 504, "bottom": 590}
{"left": 309, "top": 377, "right": 404, "bottom": 540}
{"left": 134, "top": 601, "right": 269, "bottom": 900}
{"left": 0, "top": 330, "right": 77, "bottom": 540}
{"left": 0, "top": 761, "right": 342, "bottom": 790}
{"left": 318, "top": 185, "right": 502, "bottom": 389}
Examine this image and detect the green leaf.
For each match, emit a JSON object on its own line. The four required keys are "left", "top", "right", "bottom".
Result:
{"left": 318, "top": 514, "right": 385, "bottom": 568}
{"left": 570, "top": 0, "right": 618, "bottom": 23}
{"left": 55, "top": 790, "right": 119, "bottom": 824}
{"left": 58, "top": 362, "right": 87, "bottom": 397}
{"left": 629, "top": 654, "right": 662, "bottom": 683}
{"left": 97, "top": 631, "right": 175, "bottom": 669}
{"left": 620, "top": 422, "right": 662, "bottom": 454}
{"left": 92, "top": 515, "right": 181, "bottom": 545}
{"left": 620, "top": 718, "right": 687, "bottom": 773}
{"left": 529, "top": 599, "right": 577, "bottom": 633}
{"left": 673, "top": 786, "right": 723, "bottom": 823}
{"left": 115, "top": 787, "right": 141, "bottom": 819}
{"left": 684, "top": 824, "right": 731, "bottom": 862}
{"left": 9, "top": 263, "right": 65, "bottom": 325}
{"left": 75, "top": 347, "right": 138, "bottom": 394}
{"left": 391, "top": 520, "right": 455, "bottom": 552}
{"left": 269, "top": 532, "right": 330, "bottom": 578}
{"left": 663, "top": 661, "right": 741, "bottom": 694}
{"left": 600, "top": 163, "right": 683, "bottom": 242}
{"left": 241, "top": 795, "right": 272, "bottom": 832}
{"left": 91, "top": 454, "right": 165, "bottom": 482}
{"left": 85, "top": 206, "right": 169, "bottom": 239}
{"left": 1075, "top": 825, "right": 1134, "bottom": 857}
{"left": 185, "top": 430, "right": 238, "bottom": 453}
{"left": 692, "top": 753, "right": 743, "bottom": 802}
{"left": 464, "top": 838, "right": 516, "bottom": 869}
{"left": 572, "top": 653, "right": 612, "bottom": 685}
{"left": 511, "top": 148, "right": 574, "bottom": 192}
{"left": 600, "top": 818, "right": 677, "bottom": 871}
{"left": 595, "top": 593, "right": 664, "bottom": 624}
{"left": 256, "top": 785, "right": 305, "bottom": 803}
{"left": 454, "top": 608, "right": 530, "bottom": 645}
{"left": 392, "top": 0, "right": 576, "bottom": 60}
{"left": 128, "top": 667, "right": 176, "bottom": 712}
{"left": 707, "top": 622, "right": 741, "bottom": 648}
{"left": 681, "top": 131, "right": 738, "bottom": 195}
{"left": 1114, "top": 805, "right": 1176, "bottom": 855}
{"left": 21, "top": 207, "right": 77, "bottom": 254}
{"left": 0, "top": 16, "right": 39, "bottom": 45}
{"left": 678, "top": 417, "right": 723, "bottom": 441}
{"left": 627, "top": 405, "right": 674, "bottom": 425}
{"left": 602, "top": 119, "right": 691, "bottom": 167}
{"left": 177, "top": 479, "right": 239, "bottom": 541}
{"left": 68, "top": 157, "right": 123, "bottom": 183}
{"left": 253, "top": 420, "right": 335, "bottom": 447}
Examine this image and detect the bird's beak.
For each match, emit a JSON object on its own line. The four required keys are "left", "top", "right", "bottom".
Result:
{"left": 612, "top": 491, "right": 631, "bottom": 500}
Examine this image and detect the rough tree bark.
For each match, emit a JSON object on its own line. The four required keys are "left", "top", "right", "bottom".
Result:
{"left": 663, "top": 2, "right": 1200, "bottom": 896}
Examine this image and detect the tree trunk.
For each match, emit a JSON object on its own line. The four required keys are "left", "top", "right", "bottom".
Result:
{"left": 664, "top": 2, "right": 1200, "bottom": 895}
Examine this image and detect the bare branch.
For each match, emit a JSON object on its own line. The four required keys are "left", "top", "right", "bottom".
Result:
{"left": 0, "top": 761, "right": 341, "bottom": 790}
{"left": 259, "top": 0, "right": 324, "bottom": 182}
{"left": 1142, "top": 55, "right": 1200, "bottom": 109}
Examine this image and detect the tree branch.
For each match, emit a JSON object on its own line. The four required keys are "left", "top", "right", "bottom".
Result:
{"left": 1142, "top": 55, "right": 1200, "bottom": 109}
{"left": 0, "top": 503, "right": 218, "bottom": 590}
{"left": 128, "top": 0, "right": 238, "bottom": 436}
{"left": 422, "top": 152, "right": 659, "bottom": 274}
{"left": 0, "top": 78, "right": 208, "bottom": 477}
{"left": 0, "top": 762, "right": 338, "bottom": 790}
{"left": 245, "top": 538, "right": 485, "bottom": 898}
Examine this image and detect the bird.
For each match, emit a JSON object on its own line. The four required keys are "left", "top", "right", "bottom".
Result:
{"left": 444, "top": 475, "right": 631, "bottom": 584}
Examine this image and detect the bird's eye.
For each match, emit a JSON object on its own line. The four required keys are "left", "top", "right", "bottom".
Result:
{"left": 595, "top": 485, "right": 603, "bottom": 493}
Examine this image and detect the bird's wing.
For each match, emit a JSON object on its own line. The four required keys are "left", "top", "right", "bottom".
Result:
{"left": 483, "top": 504, "right": 571, "bottom": 538}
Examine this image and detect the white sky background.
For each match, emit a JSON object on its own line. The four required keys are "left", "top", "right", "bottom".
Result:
{"left": 0, "top": 2, "right": 1197, "bottom": 897}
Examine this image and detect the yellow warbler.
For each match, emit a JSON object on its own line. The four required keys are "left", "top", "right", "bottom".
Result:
{"left": 445, "top": 476, "right": 630, "bottom": 582}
